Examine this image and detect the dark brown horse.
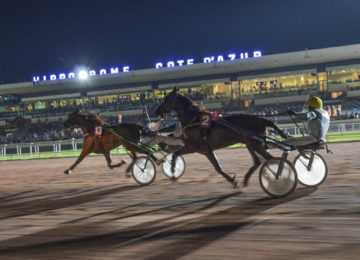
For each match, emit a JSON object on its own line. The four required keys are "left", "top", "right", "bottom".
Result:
{"left": 63, "top": 109, "right": 146, "bottom": 175}
{"left": 155, "top": 88, "right": 288, "bottom": 187}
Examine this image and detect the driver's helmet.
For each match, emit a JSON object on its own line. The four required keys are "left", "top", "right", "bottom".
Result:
{"left": 306, "top": 96, "right": 323, "bottom": 110}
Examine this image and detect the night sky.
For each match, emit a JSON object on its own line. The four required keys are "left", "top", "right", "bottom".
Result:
{"left": 1, "top": 0, "right": 360, "bottom": 83}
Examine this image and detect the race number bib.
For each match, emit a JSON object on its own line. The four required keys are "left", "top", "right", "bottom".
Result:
{"left": 95, "top": 125, "right": 102, "bottom": 137}
{"left": 200, "top": 114, "right": 211, "bottom": 128}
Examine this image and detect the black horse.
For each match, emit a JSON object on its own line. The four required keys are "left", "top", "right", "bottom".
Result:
{"left": 155, "top": 87, "right": 288, "bottom": 187}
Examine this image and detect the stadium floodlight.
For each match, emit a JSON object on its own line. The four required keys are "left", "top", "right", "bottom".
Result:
{"left": 78, "top": 70, "right": 89, "bottom": 80}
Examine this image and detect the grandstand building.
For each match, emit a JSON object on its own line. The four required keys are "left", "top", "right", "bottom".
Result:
{"left": 1, "top": 43, "right": 360, "bottom": 126}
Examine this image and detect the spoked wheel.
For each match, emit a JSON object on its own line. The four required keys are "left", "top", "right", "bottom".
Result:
{"left": 132, "top": 156, "right": 156, "bottom": 185}
{"left": 259, "top": 158, "right": 297, "bottom": 198}
{"left": 294, "top": 152, "right": 328, "bottom": 187}
{"left": 161, "top": 153, "right": 185, "bottom": 180}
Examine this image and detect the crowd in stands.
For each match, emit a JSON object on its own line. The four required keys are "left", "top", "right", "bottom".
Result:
{"left": 1, "top": 99, "right": 357, "bottom": 145}
{"left": 252, "top": 104, "right": 304, "bottom": 116}
{"left": 0, "top": 98, "right": 154, "bottom": 119}
{"left": 0, "top": 83, "right": 327, "bottom": 120}
{"left": 0, "top": 120, "right": 66, "bottom": 144}
{"left": 251, "top": 103, "right": 349, "bottom": 122}
{"left": 0, "top": 113, "right": 145, "bottom": 145}
{"left": 0, "top": 92, "right": 210, "bottom": 120}
{"left": 1, "top": 84, "right": 360, "bottom": 144}
{"left": 344, "top": 100, "right": 360, "bottom": 119}
{"left": 241, "top": 84, "right": 318, "bottom": 98}
{"left": 347, "top": 85, "right": 360, "bottom": 91}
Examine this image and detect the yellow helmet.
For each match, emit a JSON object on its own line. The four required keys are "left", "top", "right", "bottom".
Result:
{"left": 306, "top": 96, "right": 323, "bottom": 109}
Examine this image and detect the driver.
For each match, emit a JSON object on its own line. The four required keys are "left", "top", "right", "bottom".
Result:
{"left": 287, "top": 96, "right": 330, "bottom": 145}
{"left": 141, "top": 119, "right": 183, "bottom": 148}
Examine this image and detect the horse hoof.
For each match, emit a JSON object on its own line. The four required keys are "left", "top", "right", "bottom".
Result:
{"left": 233, "top": 181, "right": 240, "bottom": 188}
{"left": 243, "top": 180, "right": 249, "bottom": 187}
{"left": 156, "top": 158, "right": 165, "bottom": 165}
{"left": 64, "top": 169, "right": 71, "bottom": 175}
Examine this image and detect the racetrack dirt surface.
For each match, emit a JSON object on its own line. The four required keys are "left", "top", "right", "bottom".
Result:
{"left": 0, "top": 142, "right": 360, "bottom": 259}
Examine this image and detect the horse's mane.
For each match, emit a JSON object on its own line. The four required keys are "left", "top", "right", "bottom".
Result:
{"left": 86, "top": 111, "right": 104, "bottom": 124}
{"left": 72, "top": 109, "right": 104, "bottom": 127}
{"left": 178, "top": 94, "right": 212, "bottom": 114}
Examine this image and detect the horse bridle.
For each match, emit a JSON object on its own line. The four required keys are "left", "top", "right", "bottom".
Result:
{"left": 163, "top": 92, "right": 177, "bottom": 113}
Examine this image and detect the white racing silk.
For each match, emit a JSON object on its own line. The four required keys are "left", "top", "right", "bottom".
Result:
{"left": 294, "top": 109, "right": 330, "bottom": 141}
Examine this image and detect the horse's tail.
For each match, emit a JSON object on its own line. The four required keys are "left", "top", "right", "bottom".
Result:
{"left": 264, "top": 119, "right": 288, "bottom": 139}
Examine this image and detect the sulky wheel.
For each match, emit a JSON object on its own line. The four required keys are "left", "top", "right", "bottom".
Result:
{"left": 132, "top": 156, "right": 156, "bottom": 185}
{"left": 161, "top": 153, "right": 185, "bottom": 180}
{"left": 294, "top": 152, "right": 328, "bottom": 187}
{"left": 259, "top": 157, "right": 297, "bottom": 198}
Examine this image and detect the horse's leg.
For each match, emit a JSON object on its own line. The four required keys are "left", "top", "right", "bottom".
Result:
{"left": 171, "top": 152, "right": 177, "bottom": 174}
{"left": 64, "top": 136, "right": 94, "bottom": 175}
{"left": 203, "top": 150, "right": 239, "bottom": 188}
{"left": 64, "top": 149, "right": 91, "bottom": 175}
{"left": 103, "top": 150, "right": 127, "bottom": 169}
{"left": 169, "top": 144, "right": 238, "bottom": 187}
{"left": 170, "top": 144, "right": 196, "bottom": 173}
{"left": 243, "top": 141, "right": 273, "bottom": 187}
{"left": 150, "top": 153, "right": 164, "bottom": 165}
{"left": 125, "top": 151, "right": 137, "bottom": 175}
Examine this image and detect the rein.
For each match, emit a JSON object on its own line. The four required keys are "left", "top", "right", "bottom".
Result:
{"left": 181, "top": 115, "right": 199, "bottom": 139}
{"left": 182, "top": 122, "right": 200, "bottom": 139}
{"left": 106, "top": 127, "right": 156, "bottom": 154}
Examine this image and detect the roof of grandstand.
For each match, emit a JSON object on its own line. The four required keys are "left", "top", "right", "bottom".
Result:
{"left": 1, "top": 43, "right": 360, "bottom": 98}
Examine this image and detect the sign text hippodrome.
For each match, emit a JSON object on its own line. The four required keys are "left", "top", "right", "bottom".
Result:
{"left": 32, "top": 50, "right": 262, "bottom": 82}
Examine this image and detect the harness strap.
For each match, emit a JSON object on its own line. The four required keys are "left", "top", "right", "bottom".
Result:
{"left": 182, "top": 122, "right": 200, "bottom": 132}
{"left": 106, "top": 127, "right": 157, "bottom": 154}
{"left": 182, "top": 123, "right": 200, "bottom": 139}
{"left": 180, "top": 115, "right": 199, "bottom": 138}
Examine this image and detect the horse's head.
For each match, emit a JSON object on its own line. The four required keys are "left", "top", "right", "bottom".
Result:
{"left": 64, "top": 108, "right": 86, "bottom": 129}
{"left": 154, "top": 102, "right": 168, "bottom": 119}
{"left": 155, "top": 87, "right": 189, "bottom": 118}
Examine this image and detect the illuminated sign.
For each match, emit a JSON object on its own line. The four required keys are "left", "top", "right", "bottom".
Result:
{"left": 155, "top": 51, "right": 262, "bottom": 69}
{"left": 32, "top": 50, "right": 262, "bottom": 82}
{"left": 32, "top": 66, "right": 130, "bottom": 83}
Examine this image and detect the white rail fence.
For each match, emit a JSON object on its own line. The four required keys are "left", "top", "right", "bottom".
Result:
{"left": 0, "top": 139, "right": 125, "bottom": 160}
{"left": 282, "top": 122, "right": 360, "bottom": 136}
{"left": 1, "top": 122, "right": 360, "bottom": 159}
